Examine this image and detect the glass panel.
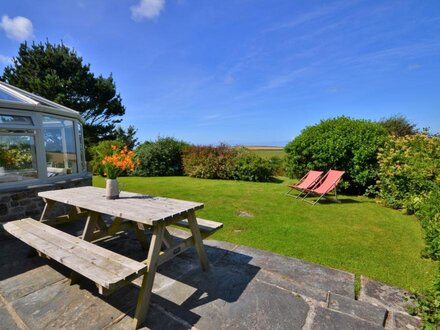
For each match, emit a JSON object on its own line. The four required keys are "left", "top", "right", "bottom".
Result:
{"left": 77, "top": 123, "right": 86, "bottom": 171}
{"left": 43, "top": 116, "right": 78, "bottom": 176}
{"left": 0, "top": 115, "right": 33, "bottom": 125}
{"left": 0, "top": 89, "right": 25, "bottom": 103}
{"left": 0, "top": 134, "right": 38, "bottom": 183}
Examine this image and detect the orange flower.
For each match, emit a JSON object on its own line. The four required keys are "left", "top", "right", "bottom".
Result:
{"left": 102, "top": 145, "right": 138, "bottom": 179}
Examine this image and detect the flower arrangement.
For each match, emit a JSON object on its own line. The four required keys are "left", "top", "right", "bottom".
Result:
{"left": 102, "top": 145, "right": 138, "bottom": 179}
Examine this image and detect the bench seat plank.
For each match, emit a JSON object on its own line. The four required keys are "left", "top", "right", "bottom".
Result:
{"left": 175, "top": 218, "right": 223, "bottom": 234}
{"left": 3, "top": 218, "right": 146, "bottom": 290}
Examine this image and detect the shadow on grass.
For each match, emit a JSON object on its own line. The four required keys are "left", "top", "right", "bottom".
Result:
{"left": 268, "top": 177, "right": 284, "bottom": 183}
{"left": 300, "top": 197, "right": 362, "bottom": 204}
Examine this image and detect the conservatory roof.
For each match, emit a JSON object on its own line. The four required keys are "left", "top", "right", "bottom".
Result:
{"left": 0, "top": 81, "right": 83, "bottom": 121}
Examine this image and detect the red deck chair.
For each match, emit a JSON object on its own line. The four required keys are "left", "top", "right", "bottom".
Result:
{"left": 302, "top": 170, "right": 345, "bottom": 205}
{"left": 285, "top": 170, "right": 323, "bottom": 198}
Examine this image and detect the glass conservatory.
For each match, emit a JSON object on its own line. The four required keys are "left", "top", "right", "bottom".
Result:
{"left": 0, "top": 81, "right": 88, "bottom": 190}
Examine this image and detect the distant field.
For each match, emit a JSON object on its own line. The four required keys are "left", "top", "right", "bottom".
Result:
{"left": 246, "top": 146, "right": 285, "bottom": 159}
{"left": 246, "top": 146, "right": 283, "bottom": 150}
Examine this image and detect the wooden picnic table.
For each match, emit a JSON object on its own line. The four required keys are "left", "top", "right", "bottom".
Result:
{"left": 4, "top": 186, "right": 222, "bottom": 329}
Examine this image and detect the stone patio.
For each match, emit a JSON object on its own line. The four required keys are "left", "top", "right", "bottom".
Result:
{"left": 0, "top": 222, "right": 422, "bottom": 329}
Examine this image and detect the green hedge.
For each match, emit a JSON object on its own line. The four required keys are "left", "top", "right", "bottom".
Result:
{"left": 182, "top": 145, "right": 274, "bottom": 182}
{"left": 377, "top": 133, "right": 440, "bottom": 327}
{"left": 284, "top": 116, "right": 389, "bottom": 194}
{"left": 135, "top": 137, "right": 188, "bottom": 177}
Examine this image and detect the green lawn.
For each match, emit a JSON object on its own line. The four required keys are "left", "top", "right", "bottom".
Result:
{"left": 93, "top": 176, "right": 437, "bottom": 292}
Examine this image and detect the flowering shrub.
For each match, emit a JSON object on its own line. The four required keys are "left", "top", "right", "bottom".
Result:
{"left": 182, "top": 145, "right": 274, "bottom": 182}
{"left": 102, "top": 145, "right": 138, "bottom": 179}
{"left": 377, "top": 134, "right": 440, "bottom": 213}
{"left": 377, "top": 134, "right": 440, "bottom": 327}
{"left": 182, "top": 144, "right": 237, "bottom": 179}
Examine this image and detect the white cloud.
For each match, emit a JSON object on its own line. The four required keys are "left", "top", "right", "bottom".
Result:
{"left": 0, "top": 54, "right": 12, "bottom": 65}
{"left": 131, "top": 0, "right": 165, "bottom": 21}
{"left": 0, "top": 15, "right": 34, "bottom": 42}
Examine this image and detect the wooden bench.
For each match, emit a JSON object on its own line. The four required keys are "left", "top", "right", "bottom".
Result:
{"left": 3, "top": 218, "right": 146, "bottom": 294}
{"left": 175, "top": 218, "right": 223, "bottom": 238}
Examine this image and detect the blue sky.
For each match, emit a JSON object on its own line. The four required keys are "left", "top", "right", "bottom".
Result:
{"left": 0, "top": 0, "right": 439, "bottom": 146}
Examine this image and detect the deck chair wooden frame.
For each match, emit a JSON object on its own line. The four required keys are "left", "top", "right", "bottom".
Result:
{"left": 285, "top": 170, "right": 323, "bottom": 198}
{"left": 302, "top": 170, "right": 345, "bottom": 205}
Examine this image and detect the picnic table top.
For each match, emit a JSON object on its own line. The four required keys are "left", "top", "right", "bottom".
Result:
{"left": 38, "top": 186, "right": 204, "bottom": 226}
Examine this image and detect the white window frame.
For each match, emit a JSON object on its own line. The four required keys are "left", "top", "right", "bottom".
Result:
{"left": 0, "top": 108, "right": 87, "bottom": 190}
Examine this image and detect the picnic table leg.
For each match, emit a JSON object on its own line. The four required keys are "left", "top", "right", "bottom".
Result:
{"left": 187, "top": 210, "right": 210, "bottom": 271}
{"left": 70, "top": 212, "right": 100, "bottom": 285}
{"left": 82, "top": 212, "right": 100, "bottom": 241}
{"left": 39, "top": 199, "right": 55, "bottom": 221}
{"left": 132, "top": 222, "right": 165, "bottom": 329}
{"left": 133, "top": 223, "right": 149, "bottom": 250}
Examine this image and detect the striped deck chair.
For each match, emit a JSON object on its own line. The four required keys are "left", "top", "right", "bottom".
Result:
{"left": 302, "top": 170, "right": 345, "bottom": 205}
{"left": 285, "top": 170, "right": 323, "bottom": 198}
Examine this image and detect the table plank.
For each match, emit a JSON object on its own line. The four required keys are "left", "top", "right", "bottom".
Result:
{"left": 38, "top": 186, "right": 204, "bottom": 226}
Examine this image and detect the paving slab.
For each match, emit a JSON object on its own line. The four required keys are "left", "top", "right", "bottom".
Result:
{"left": 151, "top": 264, "right": 310, "bottom": 329}
{"left": 0, "top": 264, "right": 66, "bottom": 302}
{"left": 327, "top": 292, "right": 387, "bottom": 326}
{"left": 255, "top": 268, "right": 329, "bottom": 301}
{"left": 359, "top": 276, "right": 416, "bottom": 313}
{"left": 0, "top": 301, "right": 21, "bottom": 330}
{"left": 390, "top": 311, "right": 422, "bottom": 330}
{"left": 11, "top": 281, "right": 129, "bottom": 329}
{"left": 107, "top": 303, "right": 191, "bottom": 330}
{"left": 313, "top": 307, "right": 384, "bottom": 330}
{"left": 208, "top": 241, "right": 355, "bottom": 298}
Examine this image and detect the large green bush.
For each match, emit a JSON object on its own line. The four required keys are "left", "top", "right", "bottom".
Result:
{"left": 284, "top": 116, "right": 389, "bottom": 194}
{"left": 410, "top": 184, "right": 440, "bottom": 328}
{"left": 232, "top": 148, "right": 274, "bottom": 182}
{"left": 182, "top": 145, "right": 274, "bottom": 182}
{"left": 89, "top": 140, "right": 123, "bottom": 175}
{"left": 135, "top": 137, "right": 188, "bottom": 177}
{"left": 376, "top": 134, "right": 440, "bottom": 327}
{"left": 416, "top": 184, "right": 440, "bottom": 262}
{"left": 377, "top": 134, "right": 440, "bottom": 213}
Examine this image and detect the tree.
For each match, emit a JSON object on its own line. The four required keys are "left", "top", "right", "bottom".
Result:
{"left": 1, "top": 41, "right": 125, "bottom": 146}
{"left": 379, "top": 115, "right": 418, "bottom": 137}
{"left": 114, "top": 125, "right": 138, "bottom": 150}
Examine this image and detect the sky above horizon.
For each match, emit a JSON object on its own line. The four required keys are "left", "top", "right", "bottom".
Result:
{"left": 0, "top": 0, "right": 439, "bottom": 146}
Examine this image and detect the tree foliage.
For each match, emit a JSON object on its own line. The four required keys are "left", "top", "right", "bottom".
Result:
{"left": 379, "top": 115, "right": 418, "bottom": 137}
{"left": 1, "top": 41, "right": 125, "bottom": 145}
{"left": 114, "top": 125, "right": 138, "bottom": 150}
{"left": 284, "top": 116, "right": 389, "bottom": 194}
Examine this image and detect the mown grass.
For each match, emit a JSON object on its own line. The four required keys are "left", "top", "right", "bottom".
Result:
{"left": 93, "top": 175, "right": 437, "bottom": 292}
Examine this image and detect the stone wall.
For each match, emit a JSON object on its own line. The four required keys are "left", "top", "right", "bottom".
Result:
{"left": 0, "top": 176, "right": 92, "bottom": 223}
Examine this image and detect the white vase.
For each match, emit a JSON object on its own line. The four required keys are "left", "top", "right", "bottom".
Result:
{"left": 105, "top": 179, "right": 119, "bottom": 200}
